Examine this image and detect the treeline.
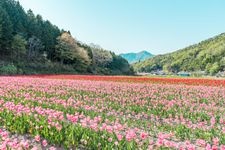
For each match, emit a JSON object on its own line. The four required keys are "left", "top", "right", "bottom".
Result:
{"left": 0, "top": 0, "right": 134, "bottom": 75}
{"left": 133, "top": 33, "right": 225, "bottom": 75}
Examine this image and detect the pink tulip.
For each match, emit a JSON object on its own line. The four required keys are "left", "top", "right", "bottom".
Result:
{"left": 35, "top": 135, "right": 40, "bottom": 142}
{"left": 213, "top": 137, "right": 219, "bottom": 145}
{"left": 116, "top": 134, "right": 123, "bottom": 141}
{"left": 140, "top": 132, "right": 148, "bottom": 140}
{"left": 42, "top": 140, "right": 48, "bottom": 147}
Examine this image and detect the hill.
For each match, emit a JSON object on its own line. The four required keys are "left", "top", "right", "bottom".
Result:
{"left": 120, "top": 51, "right": 154, "bottom": 64}
{"left": 133, "top": 33, "right": 225, "bottom": 75}
{"left": 0, "top": 0, "right": 134, "bottom": 75}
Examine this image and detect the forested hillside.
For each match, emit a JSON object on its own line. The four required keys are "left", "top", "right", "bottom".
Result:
{"left": 0, "top": 0, "right": 134, "bottom": 75}
{"left": 133, "top": 33, "right": 225, "bottom": 75}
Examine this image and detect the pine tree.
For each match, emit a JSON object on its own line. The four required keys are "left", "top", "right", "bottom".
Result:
{"left": 0, "top": 12, "right": 2, "bottom": 47}
{"left": 0, "top": 6, "right": 13, "bottom": 56}
{"left": 26, "top": 9, "right": 37, "bottom": 37}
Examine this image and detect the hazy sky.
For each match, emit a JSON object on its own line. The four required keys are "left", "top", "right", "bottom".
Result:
{"left": 17, "top": 0, "right": 225, "bottom": 54}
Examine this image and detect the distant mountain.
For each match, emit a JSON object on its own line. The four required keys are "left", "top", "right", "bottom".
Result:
{"left": 133, "top": 33, "right": 225, "bottom": 75}
{"left": 120, "top": 51, "right": 154, "bottom": 64}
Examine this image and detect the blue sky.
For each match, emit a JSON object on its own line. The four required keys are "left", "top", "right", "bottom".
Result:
{"left": 18, "top": 0, "right": 225, "bottom": 54}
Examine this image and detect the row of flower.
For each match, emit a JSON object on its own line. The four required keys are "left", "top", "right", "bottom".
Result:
{"left": 0, "top": 77, "right": 225, "bottom": 149}
{"left": 26, "top": 75, "right": 225, "bottom": 87}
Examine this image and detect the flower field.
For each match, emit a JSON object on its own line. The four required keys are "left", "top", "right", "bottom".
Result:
{"left": 30, "top": 75, "right": 225, "bottom": 87}
{"left": 0, "top": 76, "right": 225, "bottom": 149}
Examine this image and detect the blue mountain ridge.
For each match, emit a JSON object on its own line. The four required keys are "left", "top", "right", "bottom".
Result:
{"left": 120, "top": 51, "right": 154, "bottom": 64}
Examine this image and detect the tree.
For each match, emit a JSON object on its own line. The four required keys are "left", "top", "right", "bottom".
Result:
{"left": 13, "top": 1, "right": 27, "bottom": 34}
{"left": 56, "top": 32, "right": 79, "bottom": 64}
{"left": 0, "top": 13, "right": 2, "bottom": 44}
{"left": 75, "top": 47, "right": 91, "bottom": 72}
{"left": 11, "top": 34, "right": 27, "bottom": 61}
{"left": 163, "top": 64, "right": 172, "bottom": 73}
{"left": 26, "top": 9, "right": 37, "bottom": 37}
{"left": 0, "top": 6, "right": 13, "bottom": 55}
{"left": 2, "top": 0, "right": 27, "bottom": 35}
{"left": 108, "top": 53, "right": 134, "bottom": 75}
{"left": 27, "top": 36, "right": 44, "bottom": 59}
{"left": 220, "top": 57, "right": 225, "bottom": 71}
{"left": 209, "top": 62, "right": 220, "bottom": 75}
{"left": 91, "top": 48, "right": 113, "bottom": 67}
{"left": 55, "top": 32, "right": 90, "bottom": 72}
{"left": 41, "top": 20, "right": 60, "bottom": 60}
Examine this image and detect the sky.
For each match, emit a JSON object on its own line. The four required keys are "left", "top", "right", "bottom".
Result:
{"left": 17, "top": 0, "right": 225, "bottom": 55}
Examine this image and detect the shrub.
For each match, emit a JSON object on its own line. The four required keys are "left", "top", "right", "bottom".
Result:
{"left": 0, "top": 64, "right": 18, "bottom": 75}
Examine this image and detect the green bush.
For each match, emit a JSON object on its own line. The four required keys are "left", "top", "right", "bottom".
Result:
{"left": 0, "top": 64, "right": 18, "bottom": 75}
{"left": 20, "top": 61, "right": 79, "bottom": 75}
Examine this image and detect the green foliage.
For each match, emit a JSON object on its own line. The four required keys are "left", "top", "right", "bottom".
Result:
{"left": 55, "top": 32, "right": 81, "bottom": 63}
{"left": 220, "top": 57, "right": 225, "bottom": 71}
{"left": 209, "top": 62, "right": 220, "bottom": 75}
{"left": 0, "top": 5, "right": 13, "bottom": 55}
{"left": 0, "top": 11, "right": 2, "bottom": 42}
{"left": 108, "top": 53, "right": 134, "bottom": 75}
{"left": 55, "top": 32, "right": 91, "bottom": 72}
{"left": 20, "top": 61, "right": 78, "bottom": 75}
{"left": 11, "top": 34, "right": 27, "bottom": 60}
{"left": 0, "top": 64, "right": 17, "bottom": 75}
{"left": 134, "top": 33, "right": 225, "bottom": 75}
{"left": 81, "top": 44, "right": 134, "bottom": 75}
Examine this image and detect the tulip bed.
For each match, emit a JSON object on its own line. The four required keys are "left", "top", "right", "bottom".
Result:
{"left": 0, "top": 76, "right": 225, "bottom": 149}
{"left": 29, "top": 75, "right": 225, "bottom": 87}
